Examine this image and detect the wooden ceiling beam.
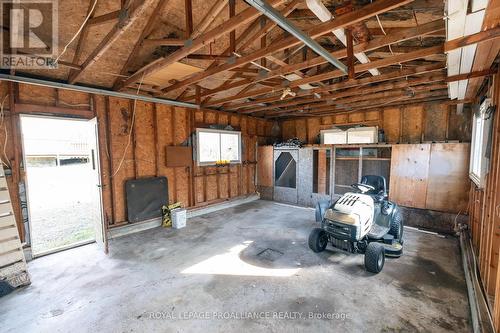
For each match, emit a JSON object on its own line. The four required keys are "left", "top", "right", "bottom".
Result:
{"left": 179, "top": 0, "right": 301, "bottom": 103}
{"left": 87, "top": 10, "right": 120, "bottom": 26}
{"left": 184, "top": 0, "right": 193, "bottom": 38}
{"left": 276, "top": 89, "right": 449, "bottom": 118}
{"left": 197, "top": 19, "right": 444, "bottom": 100}
{"left": 112, "top": 0, "right": 171, "bottom": 90}
{"left": 142, "top": 38, "right": 185, "bottom": 47}
{"left": 263, "top": 84, "right": 447, "bottom": 116}
{"left": 69, "top": 0, "right": 154, "bottom": 84}
{"left": 191, "top": 0, "right": 229, "bottom": 39}
{"left": 209, "top": 27, "right": 500, "bottom": 107}
{"left": 225, "top": 63, "right": 445, "bottom": 110}
{"left": 154, "top": 0, "right": 413, "bottom": 94}
{"left": 67, "top": 0, "right": 98, "bottom": 81}
{"left": 116, "top": 0, "right": 287, "bottom": 90}
{"left": 445, "top": 68, "right": 498, "bottom": 82}
{"left": 207, "top": 46, "right": 444, "bottom": 106}
{"left": 240, "top": 72, "right": 446, "bottom": 114}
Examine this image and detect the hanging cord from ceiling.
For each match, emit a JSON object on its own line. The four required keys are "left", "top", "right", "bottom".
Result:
{"left": 371, "top": 0, "right": 403, "bottom": 73}
{"left": 54, "top": 0, "right": 99, "bottom": 64}
{"left": 111, "top": 73, "right": 145, "bottom": 177}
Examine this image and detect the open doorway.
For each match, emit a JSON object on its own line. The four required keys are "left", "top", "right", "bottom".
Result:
{"left": 20, "top": 115, "right": 104, "bottom": 257}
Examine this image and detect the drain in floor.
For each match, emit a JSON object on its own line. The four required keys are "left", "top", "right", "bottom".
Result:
{"left": 257, "top": 248, "right": 284, "bottom": 261}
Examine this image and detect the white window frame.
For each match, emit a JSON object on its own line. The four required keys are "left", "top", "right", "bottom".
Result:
{"left": 195, "top": 128, "right": 242, "bottom": 166}
{"left": 320, "top": 129, "right": 347, "bottom": 144}
{"left": 469, "top": 99, "right": 493, "bottom": 188}
{"left": 320, "top": 126, "right": 378, "bottom": 145}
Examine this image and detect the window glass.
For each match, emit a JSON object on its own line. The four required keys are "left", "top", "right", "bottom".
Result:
{"left": 197, "top": 129, "right": 241, "bottom": 165}
{"left": 198, "top": 131, "right": 220, "bottom": 163}
{"left": 221, "top": 133, "right": 240, "bottom": 161}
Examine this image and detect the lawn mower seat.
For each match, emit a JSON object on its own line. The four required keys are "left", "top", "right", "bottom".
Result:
{"left": 361, "top": 175, "right": 387, "bottom": 199}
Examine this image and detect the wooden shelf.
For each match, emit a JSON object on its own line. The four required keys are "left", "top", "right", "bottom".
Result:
{"left": 335, "top": 157, "right": 391, "bottom": 161}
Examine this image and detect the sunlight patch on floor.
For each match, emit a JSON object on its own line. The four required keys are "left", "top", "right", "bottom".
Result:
{"left": 182, "top": 241, "right": 300, "bottom": 277}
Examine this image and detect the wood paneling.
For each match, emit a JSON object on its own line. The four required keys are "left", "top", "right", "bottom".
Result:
{"left": 281, "top": 100, "right": 470, "bottom": 144}
{"left": 425, "top": 143, "right": 470, "bottom": 212}
{"left": 257, "top": 146, "right": 273, "bottom": 187}
{"left": 389, "top": 144, "right": 430, "bottom": 209}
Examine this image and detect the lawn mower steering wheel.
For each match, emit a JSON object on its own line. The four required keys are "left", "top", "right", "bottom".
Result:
{"left": 351, "top": 183, "right": 375, "bottom": 193}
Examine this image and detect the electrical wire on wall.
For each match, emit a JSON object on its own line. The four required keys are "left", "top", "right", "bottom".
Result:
{"left": 0, "top": 94, "right": 11, "bottom": 169}
{"left": 111, "top": 73, "right": 145, "bottom": 177}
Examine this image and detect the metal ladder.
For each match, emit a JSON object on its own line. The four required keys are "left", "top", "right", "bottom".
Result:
{"left": 0, "top": 164, "right": 30, "bottom": 289}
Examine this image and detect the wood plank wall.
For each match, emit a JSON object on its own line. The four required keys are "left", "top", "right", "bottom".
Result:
{"left": 280, "top": 101, "right": 471, "bottom": 144}
{"left": 0, "top": 82, "right": 278, "bottom": 240}
{"left": 468, "top": 69, "right": 500, "bottom": 332}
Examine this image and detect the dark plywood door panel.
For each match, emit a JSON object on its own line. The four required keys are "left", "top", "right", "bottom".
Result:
{"left": 389, "top": 144, "right": 430, "bottom": 209}
{"left": 257, "top": 146, "right": 273, "bottom": 187}
{"left": 425, "top": 143, "right": 470, "bottom": 213}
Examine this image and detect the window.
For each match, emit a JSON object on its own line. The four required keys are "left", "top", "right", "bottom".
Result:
{"left": 347, "top": 127, "right": 378, "bottom": 144}
{"left": 196, "top": 128, "right": 241, "bottom": 165}
{"left": 321, "top": 126, "right": 378, "bottom": 144}
{"left": 321, "top": 129, "right": 346, "bottom": 144}
{"left": 470, "top": 99, "right": 493, "bottom": 188}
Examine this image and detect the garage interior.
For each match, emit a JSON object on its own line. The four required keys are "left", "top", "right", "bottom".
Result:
{"left": 0, "top": 0, "right": 499, "bottom": 331}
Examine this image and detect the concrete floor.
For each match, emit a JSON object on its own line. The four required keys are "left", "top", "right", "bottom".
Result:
{"left": 0, "top": 200, "right": 470, "bottom": 332}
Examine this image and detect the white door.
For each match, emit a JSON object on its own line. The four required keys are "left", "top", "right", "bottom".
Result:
{"left": 88, "top": 117, "right": 107, "bottom": 253}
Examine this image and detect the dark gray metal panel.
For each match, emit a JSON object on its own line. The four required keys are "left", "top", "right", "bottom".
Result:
{"left": 126, "top": 177, "right": 168, "bottom": 223}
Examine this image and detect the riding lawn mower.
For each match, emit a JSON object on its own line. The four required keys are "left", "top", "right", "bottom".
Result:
{"left": 308, "top": 175, "right": 403, "bottom": 273}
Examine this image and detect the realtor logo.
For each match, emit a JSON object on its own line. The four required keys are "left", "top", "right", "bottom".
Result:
{"left": 0, "top": 0, "right": 58, "bottom": 69}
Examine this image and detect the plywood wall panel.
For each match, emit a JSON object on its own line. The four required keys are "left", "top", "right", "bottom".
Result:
{"left": 18, "top": 84, "right": 54, "bottom": 105}
{"left": 247, "top": 117, "right": 256, "bottom": 136}
{"left": 425, "top": 143, "right": 470, "bottom": 212}
{"left": 108, "top": 97, "right": 136, "bottom": 222}
{"left": 204, "top": 110, "right": 216, "bottom": 124}
{"left": 307, "top": 118, "right": 320, "bottom": 144}
{"left": 257, "top": 146, "right": 273, "bottom": 187}
{"left": 424, "top": 103, "right": 448, "bottom": 142}
{"left": 295, "top": 119, "right": 307, "bottom": 142}
{"left": 401, "top": 105, "right": 424, "bottom": 143}
{"left": 348, "top": 112, "right": 364, "bottom": 123}
{"left": 133, "top": 101, "right": 156, "bottom": 178}
{"left": 383, "top": 107, "right": 401, "bottom": 143}
{"left": 282, "top": 120, "right": 295, "bottom": 140}
{"left": 389, "top": 144, "right": 430, "bottom": 209}
{"left": 156, "top": 104, "right": 176, "bottom": 204}
{"left": 240, "top": 116, "right": 248, "bottom": 135}
{"left": 58, "top": 90, "right": 90, "bottom": 107}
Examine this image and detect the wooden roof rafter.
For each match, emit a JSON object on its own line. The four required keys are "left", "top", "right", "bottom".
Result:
{"left": 149, "top": 0, "right": 414, "bottom": 96}
{"left": 115, "top": 0, "right": 288, "bottom": 91}
{"left": 189, "top": 19, "right": 445, "bottom": 102}
{"left": 68, "top": 0, "right": 156, "bottom": 84}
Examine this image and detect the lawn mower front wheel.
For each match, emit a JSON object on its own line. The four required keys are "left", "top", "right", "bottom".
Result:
{"left": 309, "top": 228, "right": 328, "bottom": 253}
{"left": 364, "top": 242, "right": 385, "bottom": 273}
